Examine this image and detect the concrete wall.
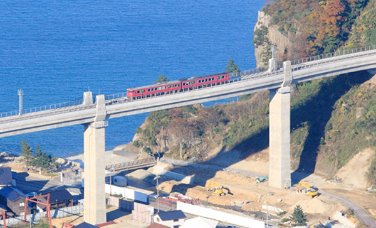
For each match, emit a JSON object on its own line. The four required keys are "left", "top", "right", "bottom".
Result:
{"left": 105, "top": 184, "right": 150, "bottom": 203}
{"left": 176, "top": 202, "right": 265, "bottom": 228}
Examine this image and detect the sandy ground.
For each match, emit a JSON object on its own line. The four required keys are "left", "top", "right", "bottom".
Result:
{"left": 154, "top": 145, "right": 376, "bottom": 227}
{"left": 66, "top": 147, "right": 139, "bottom": 168}
{"left": 336, "top": 148, "right": 374, "bottom": 189}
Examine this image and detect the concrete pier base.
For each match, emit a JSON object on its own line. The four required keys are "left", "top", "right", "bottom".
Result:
{"left": 83, "top": 120, "right": 107, "bottom": 225}
{"left": 269, "top": 86, "right": 291, "bottom": 188}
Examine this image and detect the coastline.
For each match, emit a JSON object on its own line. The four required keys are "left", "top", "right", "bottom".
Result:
{"left": 66, "top": 144, "right": 139, "bottom": 168}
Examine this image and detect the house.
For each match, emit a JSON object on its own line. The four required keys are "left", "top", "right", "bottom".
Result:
{"left": 153, "top": 210, "right": 186, "bottom": 228}
{"left": 0, "top": 186, "right": 26, "bottom": 215}
{"left": 0, "top": 167, "right": 13, "bottom": 187}
{"left": 42, "top": 189, "right": 74, "bottom": 208}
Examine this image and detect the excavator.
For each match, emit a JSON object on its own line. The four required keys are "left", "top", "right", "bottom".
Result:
{"left": 296, "top": 181, "right": 319, "bottom": 198}
{"left": 206, "top": 180, "right": 233, "bottom": 196}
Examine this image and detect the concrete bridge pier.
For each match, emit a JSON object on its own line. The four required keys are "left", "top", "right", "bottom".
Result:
{"left": 269, "top": 61, "right": 292, "bottom": 189}
{"left": 83, "top": 94, "right": 108, "bottom": 225}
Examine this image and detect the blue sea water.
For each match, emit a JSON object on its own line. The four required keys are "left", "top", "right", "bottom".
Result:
{"left": 0, "top": 1, "right": 265, "bottom": 156}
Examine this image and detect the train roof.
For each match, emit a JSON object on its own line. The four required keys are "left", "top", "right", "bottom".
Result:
{"left": 127, "top": 72, "right": 228, "bottom": 91}
{"left": 127, "top": 80, "right": 181, "bottom": 91}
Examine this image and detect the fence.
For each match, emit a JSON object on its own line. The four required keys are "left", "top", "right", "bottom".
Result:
{"left": 1, "top": 204, "right": 83, "bottom": 226}
{"left": 105, "top": 158, "right": 156, "bottom": 172}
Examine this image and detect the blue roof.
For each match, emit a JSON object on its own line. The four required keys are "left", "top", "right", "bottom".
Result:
{"left": 158, "top": 210, "right": 186, "bottom": 221}
{"left": 0, "top": 187, "right": 24, "bottom": 202}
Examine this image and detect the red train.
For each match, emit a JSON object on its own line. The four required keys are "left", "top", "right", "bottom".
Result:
{"left": 126, "top": 73, "right": 231, "bottom": 100}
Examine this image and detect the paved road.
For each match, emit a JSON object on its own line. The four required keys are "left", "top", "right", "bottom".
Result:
{"left": 319, "top": 190, "right": 376, "bottom": 227}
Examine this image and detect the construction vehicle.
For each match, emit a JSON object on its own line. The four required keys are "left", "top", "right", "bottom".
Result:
{"left": 206, "top": 180, "right": 233, "bottom": 196}
{"left": 256, "top": 176, "right": 268, "bottom": 183}
{"left": 296, "top": 181, "right": 319, "bottom": 198}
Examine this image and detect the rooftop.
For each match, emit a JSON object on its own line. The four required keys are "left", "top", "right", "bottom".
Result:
{"left": 157, "top": 210, "right": 186, "bottom": 221}
{"left": 0, "top": 187, "right": 24, "bottom": 202}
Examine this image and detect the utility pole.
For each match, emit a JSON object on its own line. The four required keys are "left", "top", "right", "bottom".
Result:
{"left": 18, "top": 89, "right": 23, "bottom": 115}
{"left": 154, "top": 175, "right": 161, "bottom": 213}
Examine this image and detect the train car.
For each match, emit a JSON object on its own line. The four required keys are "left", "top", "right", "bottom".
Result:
{"left": 126, "top": 72, "right": 231, "bottom": 100}
{"left": 126, "top": 80, "right": 182, "bottom": 100}
{"left": 181, "top": 73, "right": 230, "bottom": 91}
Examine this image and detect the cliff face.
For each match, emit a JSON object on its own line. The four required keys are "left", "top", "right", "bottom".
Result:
{"left": 253, "top": 11, "right": 292, "bottom": 68}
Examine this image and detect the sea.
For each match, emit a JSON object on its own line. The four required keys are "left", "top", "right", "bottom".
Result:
{"left": 0, "top": 1, "right": 265, "bottom": 157}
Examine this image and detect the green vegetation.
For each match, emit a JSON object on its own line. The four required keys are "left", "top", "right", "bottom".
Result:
{"left": 347, "top": 0, "right": 376, "bottom": 46}
{"left": 20, "top": 141, "right": 58, "bottom": 172}
{"left": 21, "top": 141, "right": 33, "bottom": 166}
{"left": 139, "top": 110, "right": 170, "bottom": 147}
{"left": 369, "top": 154, "right": 376, "bottom": 185}
{"left": 157, "top": 75, "right": 169, "bottom": 83}
{"left": 253, "top": 25, "right": 272, "bottom": 66}
{"left": 253, "top": 25, "right": 269, "bottom": 48}
{"left": 290, "top": 205, "right": 307, "bottom": 226}
{"left": 226, "top": 59, "right": 240, "bottom": 73}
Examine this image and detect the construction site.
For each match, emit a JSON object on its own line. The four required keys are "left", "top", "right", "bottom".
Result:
{"left": 0, "top": 145, "right": 371, "bottom": 228}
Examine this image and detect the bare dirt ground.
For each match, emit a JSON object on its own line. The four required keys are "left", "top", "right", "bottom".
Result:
{"left": 336, "top": 148, "right": 374, "bottom": 189}
{"left": 158, "top": 146, "right": 376, "bottom": 227}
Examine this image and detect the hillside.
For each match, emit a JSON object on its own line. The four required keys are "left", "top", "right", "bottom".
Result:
{"left": 131, "top": 0, "right": 376, "bottom": 186}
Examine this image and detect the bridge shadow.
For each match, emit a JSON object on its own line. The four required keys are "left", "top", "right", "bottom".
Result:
{"left": 166, "top": 71, "right": 372, "bottom": 194}
{"left": 169, "top": 128, "right": 269, "bottom": 195}
{"left": 292, "top": 71, "right": 372, "bottom": 183}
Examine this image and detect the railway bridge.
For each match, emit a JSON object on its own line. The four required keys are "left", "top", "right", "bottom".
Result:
{"left": 0, "top": 46, "right": 376, "bottom": 225}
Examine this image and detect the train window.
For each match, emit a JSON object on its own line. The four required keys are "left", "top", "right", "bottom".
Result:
{"left": 140, "top": 89, "right": 145, "bottom": 93}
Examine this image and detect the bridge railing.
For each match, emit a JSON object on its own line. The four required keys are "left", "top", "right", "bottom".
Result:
{"left": 105, "top": 92, "right": 127, "bottom": 100}
{"left": 105, "top": 157, "right": 156, "bottom": 171}
{"left": 290, "top": 45, "right": 376, "bottom": 69}
{"left": 0, "top": 98, "right": 84, "bottom": 119}
{"left": 2, "top": 46, "right": 376, "bottom": 120}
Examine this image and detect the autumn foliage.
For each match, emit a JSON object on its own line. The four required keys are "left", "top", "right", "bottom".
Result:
{"left": 265, "top": 0, "right": 368, "bottom": 55}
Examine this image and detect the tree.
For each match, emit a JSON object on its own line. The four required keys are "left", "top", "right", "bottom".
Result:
{"left": 290, "top": 205, "right": 307, "bottom": 226}
{"left": 31, "top": 145, "right": 58, "bottom": 172}
{"left": 157, "top": 75, "right": 169, "bottom": 83}
{"left": 21, "top": 141, "right": 33, "bottom": 166}
{"left": 226, "top": 59, "right": 240, "bottom": 73}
